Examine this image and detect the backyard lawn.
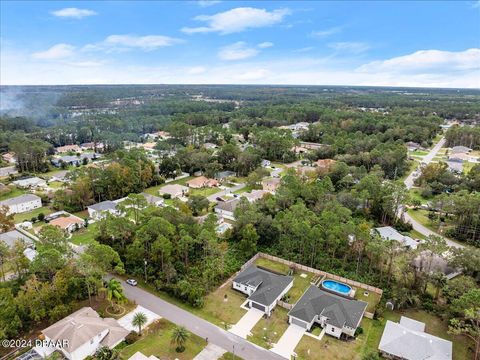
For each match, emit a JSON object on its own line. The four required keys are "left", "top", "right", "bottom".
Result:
{"left": 119, "top": 318, "right": 206, "bottom": 360}
{"left": 190, "top": 187, "right": 221, "bottom": 197}
{"left": 13, "top": 206, "right": 53, "bottom": 223}
{"left": 354, "top": 290, "right": 381, "bottom": 313}
{"left": 70, "top": 222, "right": 99, "bottom": 245}
{"left": 0, "top": 186, "right": 26, "bottom": 201}
{"left": 248, "top": 307, "right": 290, "bottom": 349}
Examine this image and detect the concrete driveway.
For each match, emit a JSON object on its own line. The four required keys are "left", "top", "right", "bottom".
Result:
{"left": 118, "top": 305, "right": 161, "bottom": 332}
{"left": 229, "top": 308, "right": 264, "bottom": 339}
{"left": 271, "top": 324, "right": 306, "bottom": 359}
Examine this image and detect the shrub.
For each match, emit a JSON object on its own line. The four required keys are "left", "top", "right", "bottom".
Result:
{"left": 162, "top": 193, "right": 172, "bottom": 199}
{"left": 355, "top": 326, "right": 364, "bottom": 336}
{"left": 125, "top": 331, "right": 140, "bottom": 345}
{"left": 37, "top": 212, "right": 45, "bottom": 221}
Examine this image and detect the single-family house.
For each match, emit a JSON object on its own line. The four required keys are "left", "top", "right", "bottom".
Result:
{"left": 262, "top": 177, "right": 281, "bottom": 193}
{"left": 261, "top": 159, "right": 271, "bottom": 167}
{"left": 214, "top": 198, "right": 240, "bottom": 220}
{"left": 0, "top": 194, "right": 42, "bottom": 215}
{"left": 55, "top": 144, "right": 82, "bottom": 154}
{"left": 288, "top": 286, "right": 367, "bottom": 339}
{"left": 49, "top": 215, "right": 85, "bottom": 233}
{"left": 315, "top": 159, "right": 336, "bottom": 171}
{"left": 203, "top": 142, "right": 218, "bottom": 150}
{"left": 0, "top": 229, "right": 34, "bottom": 248}
{"left": 51, "top": 153, "right": 101, "bottom": 167}
{"left": 446, "top": 160, "right": 463, "bottom": 173}
{"left": 374, "top": 226, "right": 421, "bottom": 249}
{"left": 215, "top": 170, "right": 236, "bottom": 181}
{"left": 451, "top": 146, "right": 471, "bottom": 154}
{"left": 233, "top": 265, "right": 293, "bottom": 316}
{"left": 80, "top": 142, "right": 104, "bottom": 151}
{"left": 33, "top": 307, "right": 129, "bottom": 360}
{"left": 412, "top": 251, "right": 460, "bottom": 280}
{"left": 2, "top": 152, "right": 16, "bottom": 164}
{"left": 159, "top": 184, "right": 189, "bottom": 199}
{"left": 87, "top": 201, "right": 120, "bottom": 220}
{"left": 186, "top": 176, "right": 219, "bottom": 189}
{"left": 448, "top": 153, "right": 469, "bottom": 161}
{"left": 405, "top": 142, "right": 422, "bottom": 151}
{"left": 12, "top": 176, "right": 47, "bottom": 189}
{"left": 0, "top": 166, "right": 18, "bottom": 177}
{"left": 50, "top": 170, "right": 71, "bottom": 182}
{"left": 242, "top": 190, "right": 269, "bottom": 203}
{"left": 378, "top": 316, "right": 452, "bottom": 360}
{"left": 140, "top": 193, "right": 164, "bottom": 207}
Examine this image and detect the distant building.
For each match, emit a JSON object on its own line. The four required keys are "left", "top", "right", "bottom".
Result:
{"left": 215, "top": 170, "right": 236, "bottom": 181}
{"left": 451, "top": 146, "right": 472, "bottom": 154}
{"left": 55, "top": 144, "right": 82, "bottom": 154}
{"left": 140, "top": 193, "right": 164, "bottom": 207}
{"left": 33, "top": 307, "right": 129, "bottom": 360}
{"left": 0, "top": 166, "right": 18, "bottom": 177}
{"left": 242, "top": 189, "right": 270, "bottom": 203}
{"left": 0, "top": 194, "right": 42, "bottom": 215}
{"left": 315, "top": 159, "right": 336, "bottom": 172}
{"left": 262, "top": 177, "right": 281, "bottom": 193}
{"left": 87, "top": 201, "right": 120, "bottom": 220}
{"left": 80, "top": 142, "right": 104, "bottom": 151}
{"left": 12, "top": 177, "right": 47, "bottom": 189}
{"left": 448, "top": 153, "right": 469, "bottom": 162}
{"left": 203, "top": 142, "right": 218, "bottom": 150}
{"left": 379, "top": 316, "right": 452, "bottom": 360}
{"left": 0, "top": 229, "right": 34, "bottom": 248}
{"left": 374, "top": 226, "right": 421, "bottom": 249}
{"left": 49, "top": 215, "right": 85, "bottom": 233}
{"left": 2, "top": 152, "right": 16, "bottom": 164}
{"left": 446, "top": 160, "right": 463, "bottom": 173}
{"left": 159, "top": 184, "right": 189, "bottom": 198}
{"left": 214, "top": 198, "right": 240, "bottom": 220}
{"left": 186, "top": 176, "right": 219, "bottom": 189}
{"left": 51, "top": 153, "right": 101, "bottom": 167}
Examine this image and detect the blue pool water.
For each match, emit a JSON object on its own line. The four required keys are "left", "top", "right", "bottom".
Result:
{"left": 322, "top": 280, "right": 352, "bottom": 295}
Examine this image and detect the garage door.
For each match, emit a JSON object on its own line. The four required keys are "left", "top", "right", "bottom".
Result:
{"left": 291, "top": 317, "right": 308, "bottom": 328}
{"left": 251, "top": 302, "right": 265, "bottom": 312}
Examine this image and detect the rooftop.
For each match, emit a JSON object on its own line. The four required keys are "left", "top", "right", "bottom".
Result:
{"left": 0, "top": 194, "right": 41, "bottom": 207}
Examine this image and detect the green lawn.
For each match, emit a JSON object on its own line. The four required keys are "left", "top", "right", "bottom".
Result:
{"left": 463, "top": 161, "right": 475, "bottom": 174}
{"left": 233, "top": 185, "right": 255, "bottom": 194}
{"left": 219, "top": 352, "right": 243, "bottom": 360}
{"left": 189, "top": 187, "right": 221, "bottom": 197}
{"left": 354, "top": 289, "right": 382, "bottom": 313}
{"left": 254, "top": 257, "right": 290, "bottom": 274}
{"left": 70, "top": 222, "right": 99, "bottom": 245}
{"left": 248, "top": 307, "right": 290, "bottom": 349}
{"left": 119, "top": 318, "right": 206, "bottom": 360}
{"left": 47, "top": 181, "right": 63, "bottom": 189}
{"left": 411, "top": 150, "right": 429, "bottom": 156}
{"left": 294, "top": 309, "right": 472, "bottom": 360}
{"left": 0, "top": 186, "right": 26, "bottom": 201}
{"left": 408, "top": 188, "right": 429, "bottom": 205}
{"left": 13, "top": 206, "right": 53, "bottom": 223}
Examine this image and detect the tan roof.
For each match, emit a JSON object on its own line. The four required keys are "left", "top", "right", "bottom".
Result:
{"left": 187, "top": 176, "right": 218, "bottom": 188}
{"left": 56, "top": 145, "right": 82, "bottom": 153}
{"left": 49, "top": 216, "right": 84, "bottom": 230}
{"left": 42, "top": 307, "right": 129, "bottom": 353}
{"left": 129, "top": 352, "right": 160, "bottom": 360}
{"left": 262, "top": 177, "right": 281, "bottom": 186}
{"left": 315, "top": 159, "right": 336, "bottom": 168}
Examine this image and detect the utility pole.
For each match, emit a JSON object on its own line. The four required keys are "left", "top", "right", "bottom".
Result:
{"left": 144, "top": 259, "right": 148, "bottom": 283}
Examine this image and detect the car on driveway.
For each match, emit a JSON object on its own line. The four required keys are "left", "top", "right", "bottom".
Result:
{"left": 126, "top": 279, "right": 138, "bottom": 286}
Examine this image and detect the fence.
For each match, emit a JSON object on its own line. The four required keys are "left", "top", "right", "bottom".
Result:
{"left": 277, "top": 300, "right": 294, "bottom": 310}
{"left": 244, "top": 252, "right": 383, "bottom": 296}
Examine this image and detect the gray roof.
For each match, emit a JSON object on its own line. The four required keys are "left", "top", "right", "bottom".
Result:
{"left": 446, "top": 161, "right": 463, "bottom": 173}
{"left": 374, "top": 226, "right": 420, "bottom": 249}
{"left": 140, "top": 192, "right": 164, "bottom": 205}
{"left": 88, "top": 200, "right": 117, "bottom": 212}
{"left": 289, "top": 285, "right": 367, "bottom": 329}
{"left": 379, "top": 318, "right": 452, "bottom": 360}
{"left": 0, "top": 230, "right": 34, "bottom": 248}
{"left": 234, "top": 265, "right": 293, "bottom": 307}
{"left": 215, "top": 170, "right": 236, "bottom": 179}
{"left": 215, "top": 198, "right": 240, "bottom": 213}
{"left": 451, "top": 146, "right": 471, "bottom": 154}
{"left": 0, "top": 194, "right": 41, "bottom": 207}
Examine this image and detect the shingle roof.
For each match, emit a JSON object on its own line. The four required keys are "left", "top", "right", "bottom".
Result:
{"left": 288, "top": 286, "right": 367, "bottom": 329}
{"left": 88, "top": 200, "right": 117, "bottom": 212}
{"left": 233, "top": 265, "right": 293, "bottom": 307}
{"left": 140, "top": 192, "right": 163, "bottom": 205}
{"left": 379, "top": 319, "right": 452, "bottom": 360}
{"left": 451, "top": 146, "right": 471, "bottom": 154}
{"left": 375, "top": 226, "right": 420, "bottom": 249}
{"left": 41, "top": 307, "right": 129, "bottom": 353}
{"left": 215, "top": 198, "right": 240, "bottom": 213}
{"left": 0, "top": 230, "right": 34, "bottom": 248}
{"left": 0, "top": 194, "right": 41, "bottom": 207}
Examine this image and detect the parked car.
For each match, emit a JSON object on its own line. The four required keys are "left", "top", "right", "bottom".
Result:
{"left": 126, "top": 279, "right": 137, "bottom": 286}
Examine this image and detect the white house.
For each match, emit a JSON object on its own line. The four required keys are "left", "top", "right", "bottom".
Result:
{"left": 374, "top": 226, "right": 421, "bottom": 249}
{"left": 232, "top": 265, "right": 293, "bottom": 316}
{"left": 12, "top": 177, "right": 47, "bottom": 189}
{"left": 158, "top": 184, "right": 189, "bottom": 199}
{"left": 288, "top": 286, "right": 367, "bottom": 339}
{"left": 34, "top": 307, "right": 129, "bottom": 360}
{"left": 140, "top": 192, "right": 164, "bottom": 207}
{"left": 0, "top": 194, "right": 42, "bottom": 215}
{"left": 87, "top": 200, "right": 120, "bottom": 220}
{"left": 214, "top": 198, "right": 240, "bottom": 221}
{"left": 379, "top": 316, "right": 452, "bottom": 360}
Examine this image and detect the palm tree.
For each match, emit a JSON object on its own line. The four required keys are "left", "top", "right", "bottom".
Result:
{"left": 430, "top": 272, "right": 447, "bottom": 300}
{"left": 171, "top": 326, "right": 189, "bottom": 353}
{"left": 132, "top": 312, "right": 148, "bottom": 335}
{"left": 106, "top": 278, "right": 126, "bottom": 312}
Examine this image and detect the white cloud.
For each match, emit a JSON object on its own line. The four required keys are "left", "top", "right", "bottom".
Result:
{"left": 329, "top": 42, "right": 370, "bottom": 54}
{"left": 32, "top": 43, "right": 75, "bottom": 59}
{"left": 258, "top": 42, "right": 274, "bottom": 48}
{"left": 182, "top": 7, "right": 290, "bottom": 34}
{"left": 51, "top": 7, "right": 97, "bottom": 19}
{"left": 358, "top": 48, "right": 480, "bottom": 73}
{"left": 187, "top": 66, "right": 207, "bottom": 74}
{"left": 196, "top": 0, "right": 221, "bottom": 7}
{"left": 311, "top": 26, "right": 342, "bottom": 38}
{"left": 293, "top": 47, "right": 314, "bottom": 53}
{"left": 218, "top": 42, "right": 259, "bottom": 61}
{"left": 84, "top": 34, "right": 183, "bottom": 52}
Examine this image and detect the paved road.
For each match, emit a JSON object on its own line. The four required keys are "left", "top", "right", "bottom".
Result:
{"left": 207, "top": 182, "right": 246, "bottom": 202}
{"left": 115, "top": 277, "right": 285, "bottom": 360}
{"left": 401, "top": 137, "right": 463, "bottom": 248}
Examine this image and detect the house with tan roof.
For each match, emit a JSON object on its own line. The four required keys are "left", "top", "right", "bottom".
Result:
{"left": 33, "top": 307, "right": 129, "bottom": 360}
{"left": 262, "top": 177, "right": 281, "bottom": 193}
{"left": 159, "top": 184, "right": 189, "bottom": 198}
{"left": 49, "top": 215, "right": 85, "bottom": 233}
{"left": 55, "top": 144, "right": 82, "bottom": 154}
{"left": 186, "top": 176, "right": 219, "bottom": 189}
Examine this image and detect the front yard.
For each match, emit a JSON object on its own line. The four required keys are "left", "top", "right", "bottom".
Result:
{"left": 248, "top": 307, "right": 290, "bottom": 349}
{"left": 13, "top": 206, "right": 54, "bottom": 223}
{"left": 119, "top": 318, "right": 206, "bottom": 360}
{"left": 70, "top": 222, "right": 99, "bottom": 245}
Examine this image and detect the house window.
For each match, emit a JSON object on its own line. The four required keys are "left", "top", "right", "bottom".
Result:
{"left": 331, "top": 327, "right": 334, "bottom": 332}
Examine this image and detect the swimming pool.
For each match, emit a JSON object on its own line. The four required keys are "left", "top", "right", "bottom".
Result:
{"left": 321, "top": 280, "right": 352, "bottom": 296}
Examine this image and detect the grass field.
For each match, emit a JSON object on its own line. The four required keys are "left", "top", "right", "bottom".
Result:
{"left": 189, "top": 187, "right": 221, "bottom": 197}
{"left": 13, "top": 206, "right": 53, "bottom": 223}
{"left": 70, "top": 222, "right": 99, "bottom": 245}
{"left": 248, "top": 307, "right": 289, "bottom": 349}
{"left": 119, "top": 318, "right": 206, "bottom": 360}
{"left": 0, "top": 186, "right": 26, "bottom": 201}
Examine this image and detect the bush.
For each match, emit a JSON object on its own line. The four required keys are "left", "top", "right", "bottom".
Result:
{"left": 162, "top": 193, "right": 172, "bottom": 199}
{"left": 125, "top": 331, "right": 140, "bottom": 345}
{"left": 37, "top": 212, "right": 45, "bottom": 221}
{"left": 355, "top": 326, "right": 364, "bottom": 336}
{"left": 30, "top": 216, "right": 37, "bottom": 223}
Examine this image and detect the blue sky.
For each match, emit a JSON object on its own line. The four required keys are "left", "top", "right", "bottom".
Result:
{"left": 1, "top": 1, "right": 479, "bottom": 87}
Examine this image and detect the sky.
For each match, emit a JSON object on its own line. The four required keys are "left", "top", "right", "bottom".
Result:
{"left": 1, "top": 0, "right": 480, "bottom": 88}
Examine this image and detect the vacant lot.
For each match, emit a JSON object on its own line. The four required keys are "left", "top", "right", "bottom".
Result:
{"left": 120, "top": 318, "right": 206, "bottom": 360}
